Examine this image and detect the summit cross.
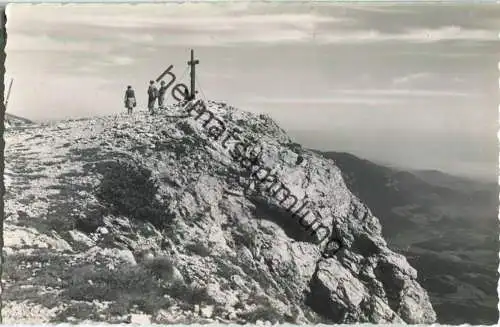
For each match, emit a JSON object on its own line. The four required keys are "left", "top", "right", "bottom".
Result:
{"left": 187, "top": 49, "right": 199, "bottom": 100}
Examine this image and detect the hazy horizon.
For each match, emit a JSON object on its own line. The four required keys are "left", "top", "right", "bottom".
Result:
{"left": 5, "top": 3, "right": 499, "bottom": 182}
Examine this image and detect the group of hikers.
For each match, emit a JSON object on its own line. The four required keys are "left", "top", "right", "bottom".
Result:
{"left": 124, "top": 80, "right": 185, "bottom": 115}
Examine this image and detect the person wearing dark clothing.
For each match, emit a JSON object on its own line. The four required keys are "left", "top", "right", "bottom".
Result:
{"left": 124, "top": 85, "right": 136, "bottom": 114}
{"left": 147, "top": 80, "right": 158, "bottom": 114}
{"left": 158, "top": 80, "right": 168, "bottom": 109}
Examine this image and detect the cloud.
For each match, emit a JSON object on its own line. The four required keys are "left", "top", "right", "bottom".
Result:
{"left": 7, "top": 3, "right": 347, "bottom": 32}
{"left": 59, "top": 13, "right": 346, "bottom": 30}
{"left": 331, "top": 4, "right": 414, "bottom": 13}
{"left": 27, "top": 24, "right": 494, "bottom": 50}
{"left": 392, "top": 73, "right": 434, "bottom": 85}
{"left": 8, "top": 18, "right": 316, "bottom": 49}
{"left": 316, "top": 26, "right": 498, "bottom": 44}
{"left": 333, "top": 88, "right": 481, "bottom": 98}
{"left": 6, "top": 4, "right": 352, "bottom": 47}
{"left": 106, "top": 56, "right": 135, "bottom": 66}
{"left": 123, "top": 29, "right": 312, "bottom": 47}
{"left": 246, "top": 96, "right": 401, "bottom": 106}
{"left": 242, "top": 89, "right": 483, "bottom": 112}
{"left": 109, "top": 25, "right": 499, "bottom": 47}
{"left": 7, "top": 2, "right": 497, "bottom": 49}
{"left": 391, "top": 73, "right": 475, "bottom": 89}
{"left": 5, "top": 34, "right": 112, "bottom": 52}
{"left": 245, "top": 86, "right": 482, "bottom": 107}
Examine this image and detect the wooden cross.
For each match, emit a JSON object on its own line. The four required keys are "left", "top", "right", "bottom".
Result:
{"left": 187, "top": 49, "right": 199, "bottom": 100}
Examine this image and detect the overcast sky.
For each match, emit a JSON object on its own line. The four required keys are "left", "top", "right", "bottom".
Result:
{"left": 5, "top": 3, "right": 499, "bottom": 181}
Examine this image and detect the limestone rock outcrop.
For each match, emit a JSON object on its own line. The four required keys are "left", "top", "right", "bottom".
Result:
{"left": 3, "top": 100, "right": 436, "bottom": 323}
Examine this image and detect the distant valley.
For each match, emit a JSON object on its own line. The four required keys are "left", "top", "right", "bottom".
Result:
{"left": 317, "top": 151, "right": 498, "bottom": 325}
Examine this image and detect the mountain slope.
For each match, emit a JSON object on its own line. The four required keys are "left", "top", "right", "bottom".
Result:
{"left": 318, "top": 151, "right": 498, "bottom": 325}
{"left": 3, "top": 100, "right": 436, "bottom": 324}
{"left": 5, "top": 112, "right": 33, "bottom": 129}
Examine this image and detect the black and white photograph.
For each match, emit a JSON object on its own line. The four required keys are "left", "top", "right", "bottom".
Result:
{"left": 2, "top": 2, "right": 498, "bottom": 324}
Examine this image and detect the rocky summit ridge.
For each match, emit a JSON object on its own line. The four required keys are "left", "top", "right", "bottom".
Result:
{"left": 3, "top": 100, "right": 436, "bottom": 324}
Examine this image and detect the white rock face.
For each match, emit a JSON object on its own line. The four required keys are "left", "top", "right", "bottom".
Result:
{"left": 129, "top": 313, "right": 151, "bottom": 324}
{"left": 68, "top": 229, "right": 96, "bottom": 250}
{"left": 3, "top": 100, "right": 436, "bottom": 324}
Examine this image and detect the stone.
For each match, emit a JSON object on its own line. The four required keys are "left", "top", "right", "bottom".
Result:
{"left": 97, "top": 226, "right": 109, "bottom": 235}
{"left": 68, "top": 230, "right": 95, "bottom": 250}
{"left": 200, "top": 305, "right": 214, "bottom": 318}
{"left": 129, "top": 314, "right": 151, "bottom": 324}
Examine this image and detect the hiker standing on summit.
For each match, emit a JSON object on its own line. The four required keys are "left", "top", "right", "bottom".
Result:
{"left": 147, "top": 80, "right": 158, "bottom": 114}
{"left": 124, "top": 85, "right": 136, "bottom": 114}
{"left": 157, "top": 80, "right": 168, "bottom": 109}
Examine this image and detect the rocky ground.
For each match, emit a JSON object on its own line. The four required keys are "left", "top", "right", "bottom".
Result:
{"left": 2, "top": 100, "right": 437, "bottom": 324}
